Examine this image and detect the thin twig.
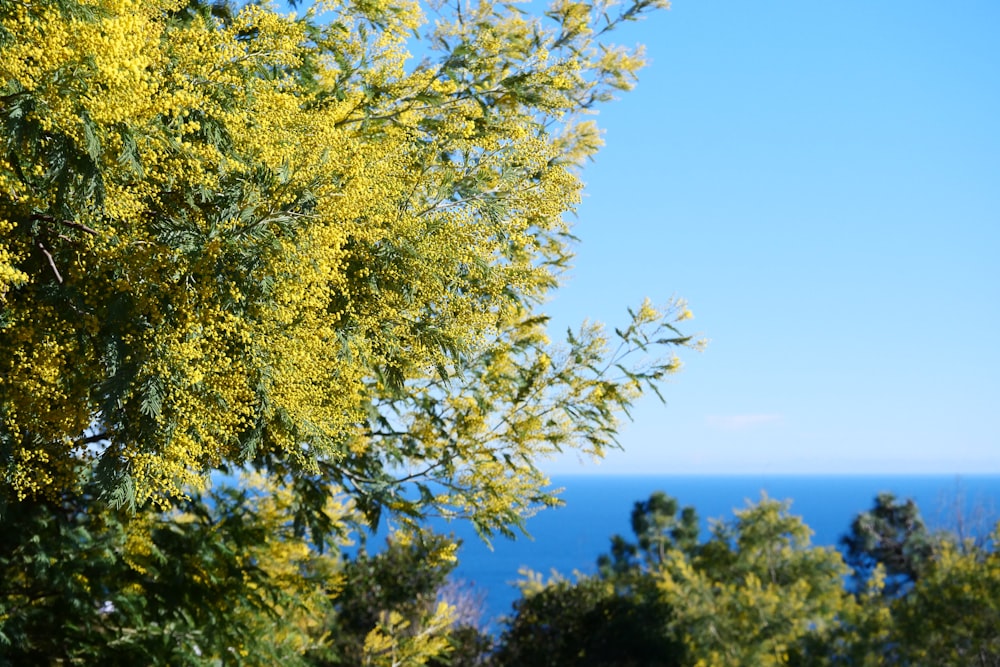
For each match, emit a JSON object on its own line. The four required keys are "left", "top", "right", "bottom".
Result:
{"left": 30, "top": 213, "right": 97, "bottom": 235}
{"left": 75, "top": 432, "right": 111, "bottom": 447}
{"left": 36, "top": 242, "right": 62, "bottom": 283}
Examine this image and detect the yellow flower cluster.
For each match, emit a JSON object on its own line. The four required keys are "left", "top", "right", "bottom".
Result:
{"left": 1, "top": 0, "right": 687, "bottom": 523}
{"left": 0, "top": 218, "right": 27, "bottom": 299}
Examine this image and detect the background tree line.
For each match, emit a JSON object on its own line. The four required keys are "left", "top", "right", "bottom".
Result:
{"left": 2, "top": 477, "right": 998, "bottom": 665}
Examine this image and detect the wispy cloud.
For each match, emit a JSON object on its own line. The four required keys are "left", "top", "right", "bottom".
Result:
{"left": 706, "top": 414, "right": 783, "bottom": 431}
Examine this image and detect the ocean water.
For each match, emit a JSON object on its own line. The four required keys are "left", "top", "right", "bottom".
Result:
{"left": 426, "top": 474, "right": 1000, "bottom": 628}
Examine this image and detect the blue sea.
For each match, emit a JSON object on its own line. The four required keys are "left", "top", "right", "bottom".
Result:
{"left": 424, "top": 475, "right": 1000, "bottom": 629}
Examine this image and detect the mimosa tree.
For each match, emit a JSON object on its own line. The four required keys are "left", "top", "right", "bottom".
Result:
{"left": 0, "top": 0, "right": 696, "bottom": 538}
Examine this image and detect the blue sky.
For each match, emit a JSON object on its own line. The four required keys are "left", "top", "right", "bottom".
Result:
{"left": 542, "top": 0, "right": 1000, "bottom": 474}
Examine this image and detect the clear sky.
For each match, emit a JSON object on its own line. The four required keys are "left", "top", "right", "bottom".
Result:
{"left": 541, "top": 0, "right": 1000, "bottom": 474}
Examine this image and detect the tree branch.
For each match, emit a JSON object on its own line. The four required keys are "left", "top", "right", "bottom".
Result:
{"left": 75, "top": 432, "right": 110, "bottom": 447}
{"left": 36, "top": 241, "right": 63, "bottom": 283}
{"left": 30, "top": 213, "right": 97, "bottom": 236}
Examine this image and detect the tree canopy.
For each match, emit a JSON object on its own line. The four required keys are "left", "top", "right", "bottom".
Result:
{"left": 0, "top": 0, "right": 697, "bottom": 534}
{"left": 4, "top": 473, "right": 1000, "bottom": 664}
{"left": 495, "top": 490, "right": 1000, "bottom": 667}
{"left": 840, "top": 492, "right": 934, "bottom": 596}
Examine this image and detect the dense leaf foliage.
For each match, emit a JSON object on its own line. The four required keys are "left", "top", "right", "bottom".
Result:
{"left": 597, "top": 489, "right": 699, "bottom": 577}
{"left": 494, "top": 491, "right": 1000, "bottom": 667}
{"left": 657, "top": 497, "right": 848, "bottom": 666}
{"left": 0, "top": 0, "right": 697, "bottom": 539}
{"left": 0, "top": 469, "right": 347, "bottom": 665}
{"left": 3, "top": 475, "right": 999, "bottom": 665}
{"left": 890, "top": 527, "right": 1000, "bottom": 665}
{"left": 496, "top": 571, "right": 680, "bottom": 667}
{"left": 840, "top": 492, "right": 934, "bottom": 596}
